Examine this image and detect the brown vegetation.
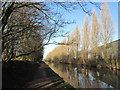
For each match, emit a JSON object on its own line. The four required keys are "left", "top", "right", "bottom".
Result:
{"left": 45, "top": 3, "right": 119, "bottom": 69}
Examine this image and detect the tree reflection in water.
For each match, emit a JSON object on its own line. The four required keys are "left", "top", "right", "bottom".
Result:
{"left": 46, "top": 62, "right": 120, "bottom": 89}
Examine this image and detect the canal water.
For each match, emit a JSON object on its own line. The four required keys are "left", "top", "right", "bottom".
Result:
{"left": 46, "top": 62, "right": 120, "bottom": 89}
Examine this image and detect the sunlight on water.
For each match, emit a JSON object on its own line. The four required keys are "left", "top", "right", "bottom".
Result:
{"left": 46, "top": 62, "right": 120, "bottom": 89}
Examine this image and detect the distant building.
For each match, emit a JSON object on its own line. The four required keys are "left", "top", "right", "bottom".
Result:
{"left": 79, "top": 39, "right": 120, "bottom": 66}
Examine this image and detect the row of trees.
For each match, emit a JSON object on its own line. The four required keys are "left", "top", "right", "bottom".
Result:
{"left": 1, "top": 2, "right": 45, "bottom": 62}
{"left": 45, "top": 3, "right": 115, "bottom": 65}
{"left": 1, "top": 2, "right": 101, "bottom": 62}
{"left": 1, "top": 2, "right": 70, "bottom": 62}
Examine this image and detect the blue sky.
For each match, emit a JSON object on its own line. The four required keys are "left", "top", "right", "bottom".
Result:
{"left": 44, "top": 2, "right": 118, "bottom": 58}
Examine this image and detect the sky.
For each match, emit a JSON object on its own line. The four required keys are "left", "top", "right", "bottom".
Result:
{"left": 44, "top": 2, "right": 118, "bottom": 58}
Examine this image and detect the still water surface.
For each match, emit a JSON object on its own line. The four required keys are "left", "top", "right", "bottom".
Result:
{"left": 46, "top": 62, "right": 120, "bottom": 89}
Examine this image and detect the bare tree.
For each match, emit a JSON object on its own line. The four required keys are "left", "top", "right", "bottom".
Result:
{"left": 82, "top": 14, "right": 89, "bottom": 63}
{"left": 100, "top": 3, "right": 114, "bottom": 61}
{"left": 1, "top": 1, "right": 101, "bottom": 62}
{"left": 72, "top": 25, "right": 80, "bottom": 59}
{"left": 90, "top": 9, "right": 101, "bottom": 60}
{"left": 1, "top": 2, "right": 71, "bottom": 61}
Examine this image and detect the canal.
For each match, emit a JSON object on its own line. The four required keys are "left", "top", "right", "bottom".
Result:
{"left": 46, "top": 62, "right": 120, "bottom": 89}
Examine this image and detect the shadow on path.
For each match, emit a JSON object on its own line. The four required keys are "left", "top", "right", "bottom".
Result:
{"left": 24, "top": 62, "right": 74, "bottom": 89}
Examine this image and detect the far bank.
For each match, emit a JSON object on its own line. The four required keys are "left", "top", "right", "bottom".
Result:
{"left": 45, "top": 39, "right": 120, "bottom": 70}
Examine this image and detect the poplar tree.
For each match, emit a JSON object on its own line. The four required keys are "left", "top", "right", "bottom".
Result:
{"left": 90, "top": 9, "right": 101, "bottom": 59}
{"left": 100, "top": 3, "right": 114, "bottom": 61}
{"left": 82, "top": 14, "right": 89, "bottom": 63}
